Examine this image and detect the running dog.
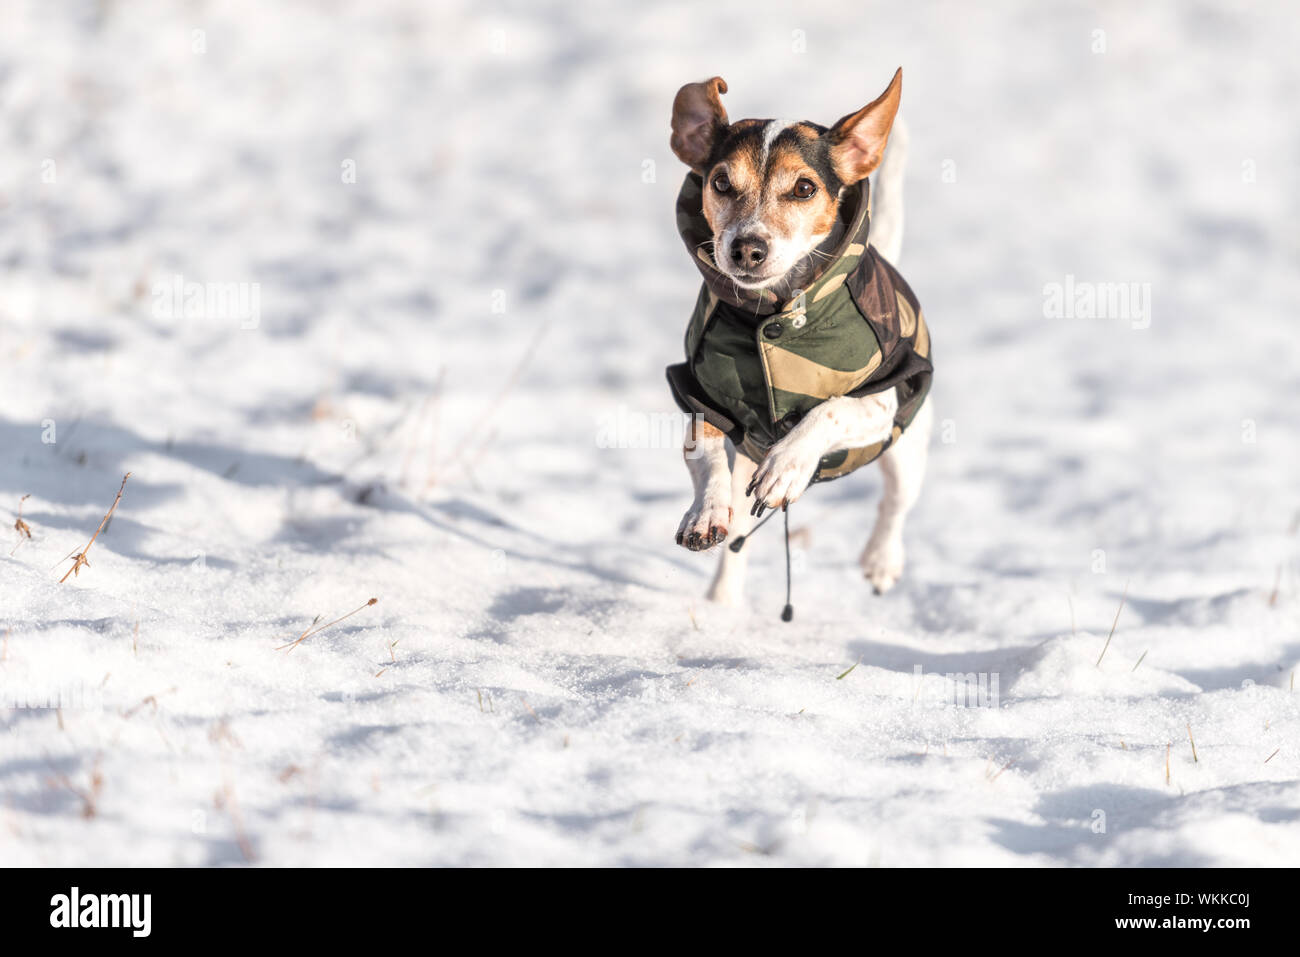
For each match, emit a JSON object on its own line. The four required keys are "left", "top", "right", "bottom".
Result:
{"left": 665, "top": 69, "right": 934, "bottom": 604}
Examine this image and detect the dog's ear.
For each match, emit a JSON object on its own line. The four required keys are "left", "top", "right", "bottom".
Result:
{"left": 671, "top": 76, "right": 729, "bottom": 173}
{"left": 828, "top": 68, "right": 902, "bottom": 183}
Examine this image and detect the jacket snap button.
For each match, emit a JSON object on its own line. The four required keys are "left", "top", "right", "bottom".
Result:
{"left": 763, "top": 322, "right": 782, "bottom": 339}
{"left": 782, "top": 411, "right": 802, "bottom": 428}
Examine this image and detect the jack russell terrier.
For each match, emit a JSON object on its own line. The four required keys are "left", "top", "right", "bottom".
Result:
{"left": 665, "top": 69, "right": 934, "bottom": 609}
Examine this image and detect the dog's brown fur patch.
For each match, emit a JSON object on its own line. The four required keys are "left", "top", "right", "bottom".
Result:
{"left": 702, "top": 129, "right": 839, "bottom": 252}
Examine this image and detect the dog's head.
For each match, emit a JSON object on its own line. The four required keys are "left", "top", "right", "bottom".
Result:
{"left": 670, "top": 69, "right": 902, "bottom": 291}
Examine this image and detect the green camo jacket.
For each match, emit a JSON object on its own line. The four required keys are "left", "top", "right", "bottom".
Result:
{"left": 666, "top": 173, "right": 933, "bottom": 483}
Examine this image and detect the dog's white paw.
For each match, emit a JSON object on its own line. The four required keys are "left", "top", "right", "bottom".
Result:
{"left": 860, "top": 536, "right": 905, "bottom": 594}
{"left": 676, "top": 501, "right": 731, "bottom": 551}
{"left": 749, "top": 437, "right": 821, "bottom": 512}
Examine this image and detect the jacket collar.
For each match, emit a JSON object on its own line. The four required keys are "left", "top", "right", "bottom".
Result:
{"left": 676, "top": 173, "right": 871, "bottom": 317}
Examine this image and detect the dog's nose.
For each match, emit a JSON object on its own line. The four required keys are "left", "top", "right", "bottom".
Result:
{"left": 730, "top": 235, "right": 768, "bottom": 267}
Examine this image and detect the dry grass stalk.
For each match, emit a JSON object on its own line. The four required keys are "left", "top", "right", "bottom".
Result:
{"left": 1268, "top": 564, "right": 1281, "bottom": 606}
{"left": 121, "top": 687, "right": 176, "bottom": 720}
{"left": 1095, "top": 580, "right": 1130, "bottom": 667}
{"left": 218, "top": 775, "right": 255, "bottom": 862}
{"left": 277, "top": 597, "right": 378, "bottom": 652}
{"left": 48, "top": 756, "right": 103, "bottom": 819}
{"left": 986, "top": 759, "right": 1015, "bottom": 781}
{"left": 59, "top": 473, "right": 131, "bottom": 583}
{"left": 836, "top": 658, "right": 862, "bottom": 680}
{"left": 13, "top": 494, "right": 31, "bottom": 537}
{"left": 210, "top": 721, "right": 255, "bottom": 861}
{"left": 1264, "top": 748, "right": 1280, "bottom": 764}
{"left": 1165, "top": 742, "right": 1171, "bottom": 784}
{"left": 399, "top": 372, "right": 444, "bottom": 491}
{"left": 11, "top": 494, "right": 32, "bottom": 555}
{"left": 520, "top": 696, "right": 541, "bottom": 723}
{"left": 1131, "top": 649, "right": 1148, "bottom": 672}
{"left": 443, "top": 322, "right": 548, "bottom": 478}
{"left": 1187, "top": 722, "right": 1198, "bottom": 763}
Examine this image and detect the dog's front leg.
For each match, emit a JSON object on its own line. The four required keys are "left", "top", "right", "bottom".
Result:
{"left": 749, "top": 389, "right": 899, "bottom": 510}
{"left": 706, "top": 450, "right": 757, "bottom": 605}
{"left": 675, "top": 419, "right": 733, "bottom": 551}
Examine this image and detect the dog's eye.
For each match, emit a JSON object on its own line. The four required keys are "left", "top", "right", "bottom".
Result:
{"left": 792, "top": 178, "right": 817, "bottom": 199}
{"left": 712, "top": 173, "right": 731, "bottom": 194}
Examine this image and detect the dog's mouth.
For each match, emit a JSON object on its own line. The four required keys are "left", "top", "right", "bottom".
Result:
{"left": 715, "top": 261, "right": 789, "bottom": 290}
{"left": 711, "top": 231, "right": 825, "bottom": 292}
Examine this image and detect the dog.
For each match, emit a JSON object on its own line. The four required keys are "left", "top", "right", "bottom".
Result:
{"left": 664, "top": 69, "right": 934, "bottom": 605}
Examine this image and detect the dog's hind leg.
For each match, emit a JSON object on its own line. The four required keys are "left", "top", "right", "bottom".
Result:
{"left": 860, "top": 396, "right": 931, "bottom": 593}
{"left": 706, "top": 447, "right": 757, "bottom": 605}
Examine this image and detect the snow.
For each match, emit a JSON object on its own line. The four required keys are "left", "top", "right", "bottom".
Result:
{"left": 2, "top": 0, "right": 1298, "bottom": 866}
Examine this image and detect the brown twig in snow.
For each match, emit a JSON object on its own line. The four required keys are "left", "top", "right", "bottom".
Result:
{"left": 1095, "top": 581, "right": 1130, "bottom": 667}
{"left": 11, "top": 494, "right": 32, "bottom": 555}
{"left": 277, "top": 597, "right": 378, "bottom": 652}
{"left": 59, "top": 473, "right": 131, "bottom": 583}
{"left": 121, "top": 687, "right": 176, "bottom": 720}
{"left": 47, "top": 755, "right": 103, "bottom": 819}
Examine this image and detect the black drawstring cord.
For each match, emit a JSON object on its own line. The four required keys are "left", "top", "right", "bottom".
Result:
{"left": 727, "top": 501, "right": 795, "bottom": 622}
{"left": 728, "top": 509, "right": 776, "bottom": 552}
{"left": 781, "top": 506, "right": 794, "bottom": 622}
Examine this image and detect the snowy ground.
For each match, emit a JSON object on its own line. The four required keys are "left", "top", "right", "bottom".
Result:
{"left": 2, "top": 0, "right": 1298, "bottom": 866}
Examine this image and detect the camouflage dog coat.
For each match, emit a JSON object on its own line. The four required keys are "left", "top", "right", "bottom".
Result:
{"left": 666, "top": 173, "right": 933, "bottom": 483}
